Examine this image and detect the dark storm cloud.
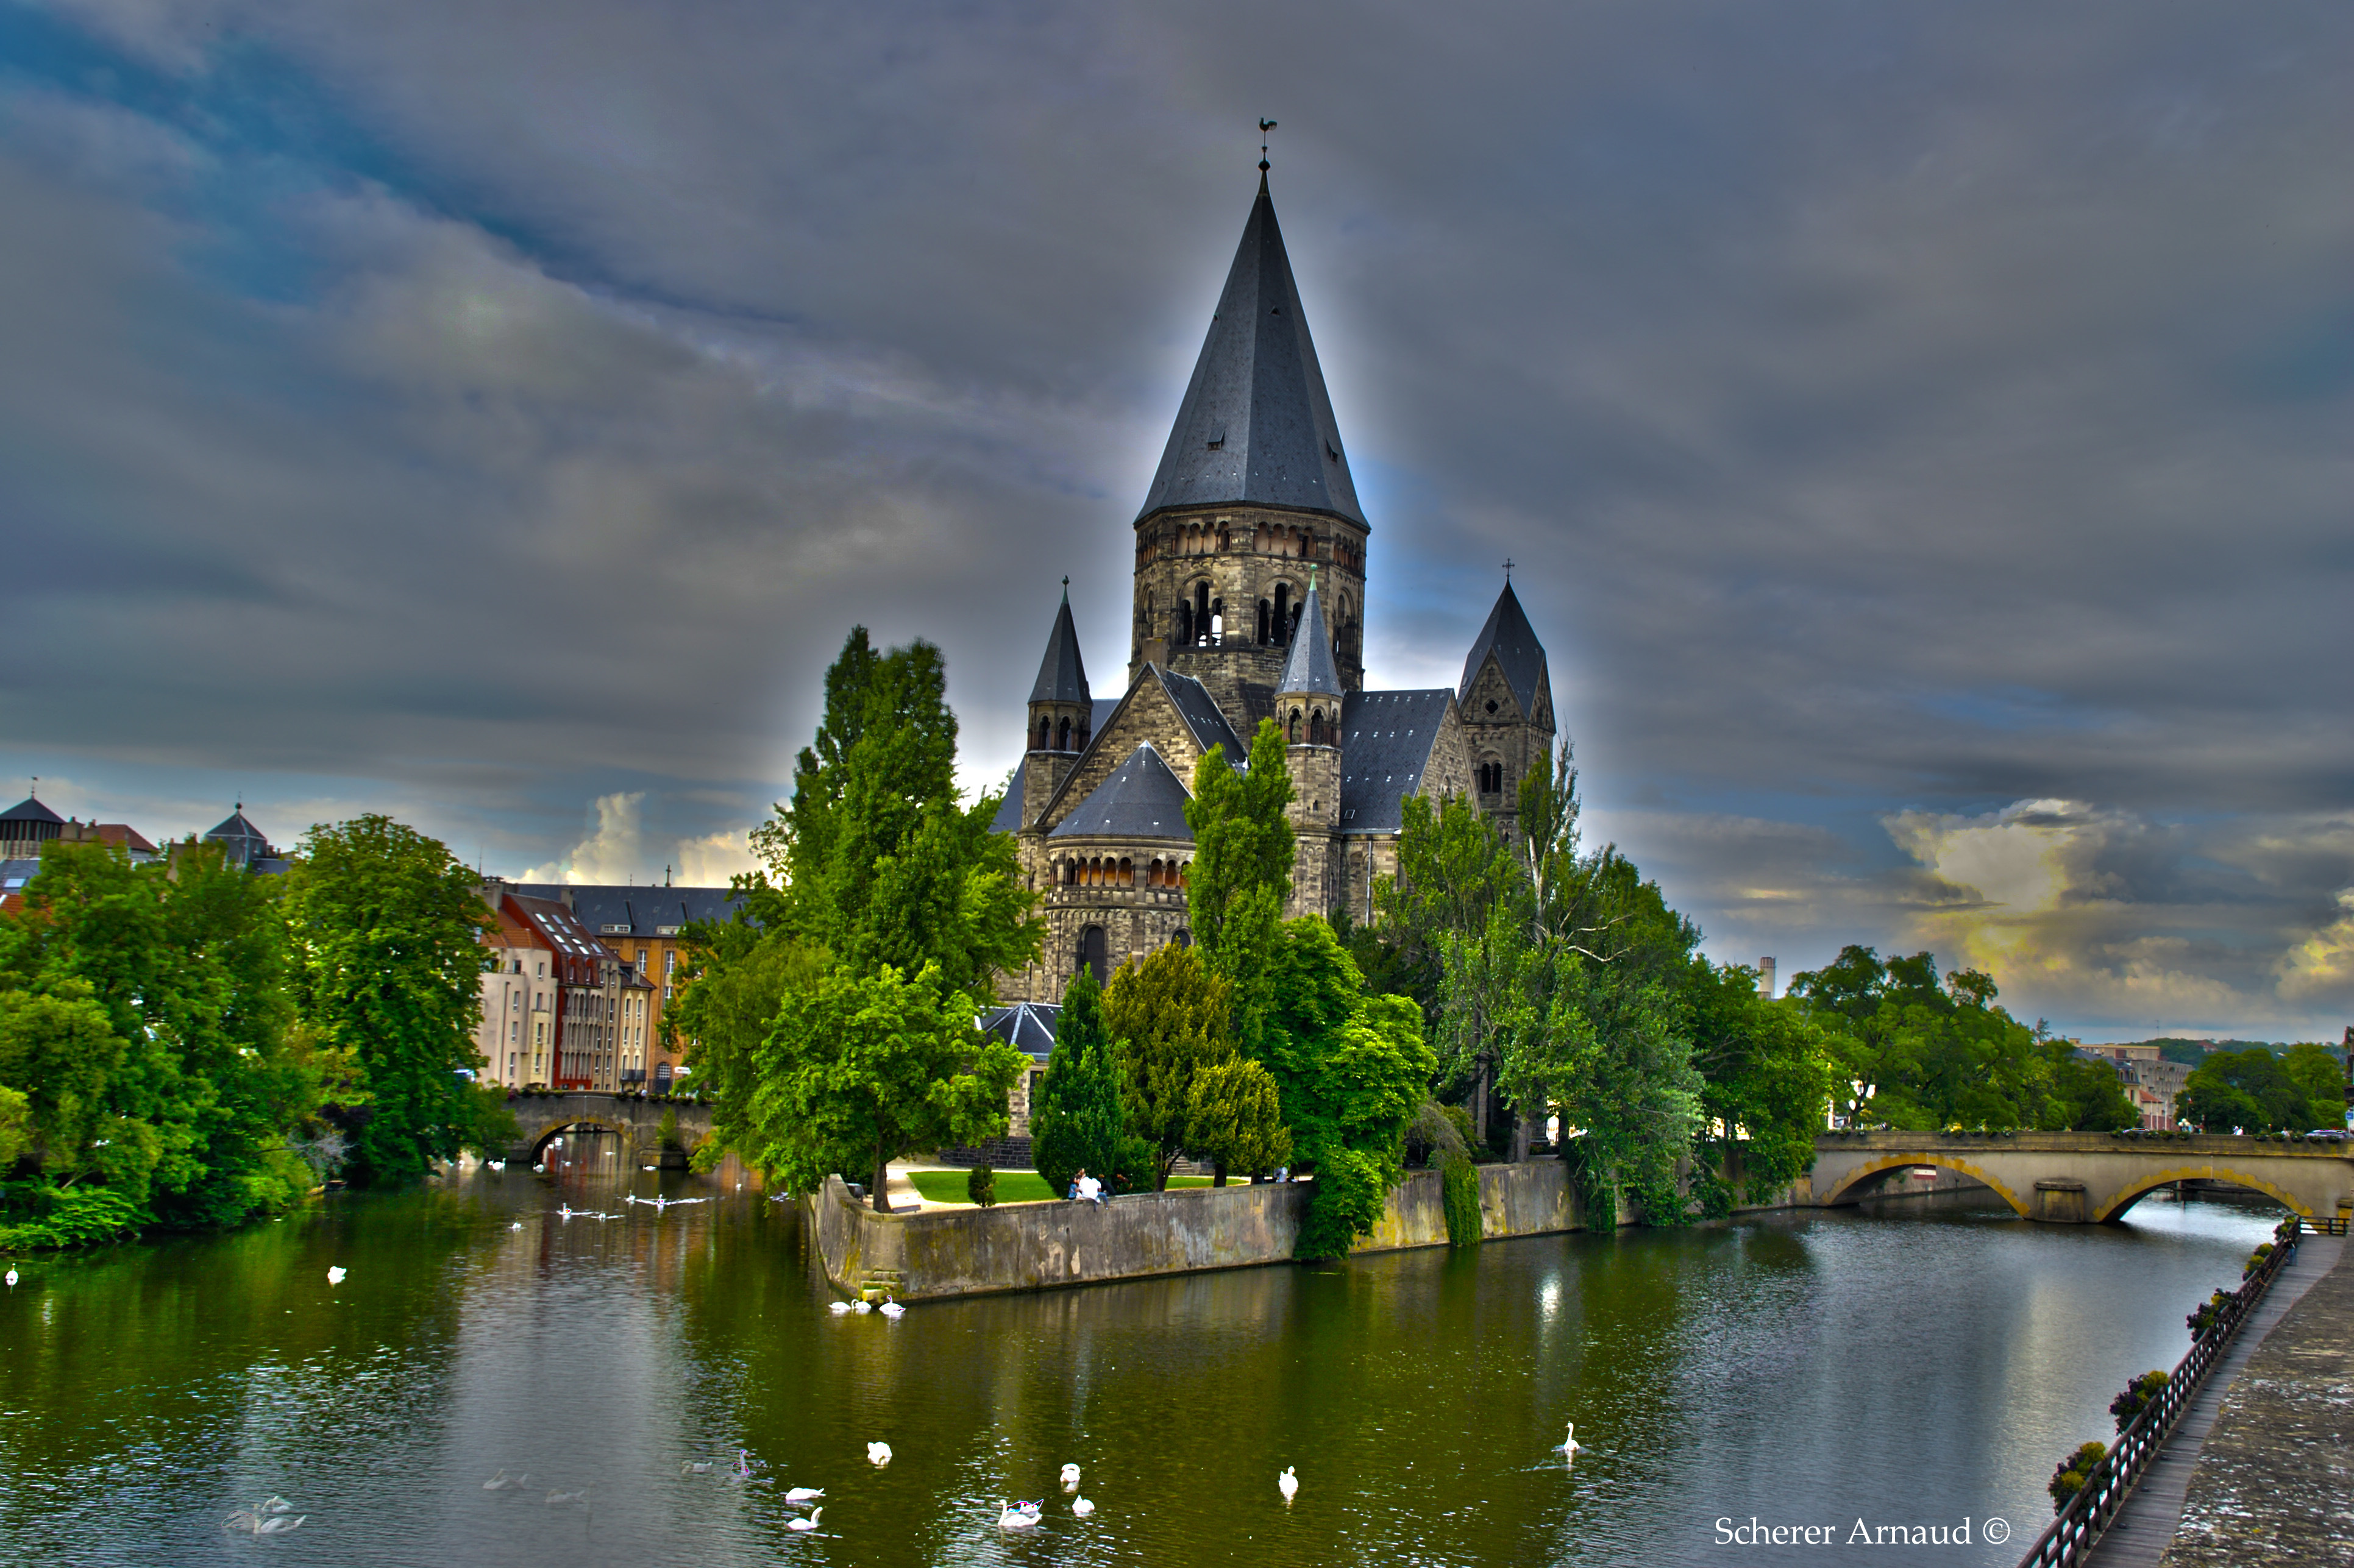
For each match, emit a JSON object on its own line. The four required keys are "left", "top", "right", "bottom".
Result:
{"left": 2, "top": 0, "right": 2349, "bottom": 1033}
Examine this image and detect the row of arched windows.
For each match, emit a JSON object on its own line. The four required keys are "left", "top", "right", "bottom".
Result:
{"left": 1140, "top": 522, "right": 1367, "bottom": 570}
{"left": 1058, "top": 856, "right": 1189, "bottom": 889}
{"left": 1033, "top": 714, "right": 1092, "bottom": 753}
{"left": 1172, "top": 581, "right": 1357, "bottom": 653}
{"left": 1286, "top": 705, "right": 1331, "bottom": 746}
{"left": 1477, "top": 761, "right": 1506, "bottom": 793}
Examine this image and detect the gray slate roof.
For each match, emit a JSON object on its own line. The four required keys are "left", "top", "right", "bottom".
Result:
{"left": 990, "top": 758, "right": 1029, "bottom": 834}
{"left": 1136, "top": 179, "right": 1365, "bottom": 526}
{"left": 1155, "top": 667, "right": 1246, "bottom": 764}
{"left": 1459, "top": 583, "right": 1549, "bottom": 715}
{"left": 980, "top": 1001, "right": 1060, "bottom": 1062}
{"left": 1277, "top": 577, "right": 1345, "bottom": 698}
{"left": 1028, "top": 592, "right": 1091, "bottom": 705}
{"left": 0, "top": 858, "right": 41, "bottom": 890}
{"left": 1050, "top": 743, "right": 1193, "bottom": 841}
{"left": 513, "top": 884, "right": 745, "bottom": 937}
{"left": 0, "top": 797, "right": 63, "bottom": 826}
{"left": 204, "top": 809, "right": 274, "bottom": 864}
{"left": 1338, "top": 689, "right": 1453, "bottom": 834}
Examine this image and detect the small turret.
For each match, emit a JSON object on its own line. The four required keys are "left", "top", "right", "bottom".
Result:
{"left": 1023, "top": 582, "right": 1093, "bottom": 828}
{"left": 1277, "top": 572, "right": 1342, "bottom": 915}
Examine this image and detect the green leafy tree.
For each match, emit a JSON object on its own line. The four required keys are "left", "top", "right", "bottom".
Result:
{"left": 2281, "top": 1043, "right": 2346, "bottom": 1129}
{"left": 673, "top": 922, "right": 827, "bottom": 1171}
{"left": 1103, "top": 944, "right": 1237, "bottom": 1188}
{"left": 747, "top": 962, "right": 1025, "bottom": 1209}
{"left": 1028, "top": 967, "right": 1125, "bottom": 1194}
{"left": 286, "top": 816, "right": 490, "bottom": 1188}
{"left": 2037, "top": 1043, "right": 2141, "bottom": 1132}
{"left": 1184, "top": 719, "right": 1294, "bottom": 1024}
{"left": 1184, "top": 1058, "right": 1291, "bottom": 1185}
{"left": 2176, "top": 1048, "right": 2330, "bottom": 1134}
{"left": 1685, "top": 960, "right": 1836, "bottom": 1204}
{"left": 1790, "top": 948, "right": 2046, "bottom": 1131}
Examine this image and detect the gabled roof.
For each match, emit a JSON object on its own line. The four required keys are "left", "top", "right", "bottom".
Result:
{"left": 990, "top": 757, "right": 1029, "bottom": 835}
{"left": 980, "top": 1001, "right": 1061, "bottom": 1062}
{"left": 1338, "top": 689, "right": 1454, "bottom": 834}
{"left": 1155, "top": 667, "right": 1246, "bottom": 763}
{"left": 511, "top": 884, "right": 745, "bottom": 935}
{"left": 1028, "top": 590, "right": 1092, "bottom": 706}
{"left": 1459, "top": 582, "right": 1549, "bottom": 715}
{"left": 1136, "top": 178, "right": 1365, "bottom": 527}
{"left": 1277, "top": 576, "right": 1345, "bottom": 699}
{"left": 0, "top": 796, "right": 64, "bottom": 827}
{"left": 1050, "top": 743, "right": 1193, "bottom": 842}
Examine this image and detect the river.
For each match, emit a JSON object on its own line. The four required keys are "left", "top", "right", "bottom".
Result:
{"left": 0, "top": 1168, "right": 2277, "bottom": 1567}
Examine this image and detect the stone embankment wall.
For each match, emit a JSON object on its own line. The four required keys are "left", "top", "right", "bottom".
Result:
{"left": 808, "top": 1161, "right": 1758, "bottom": 1302}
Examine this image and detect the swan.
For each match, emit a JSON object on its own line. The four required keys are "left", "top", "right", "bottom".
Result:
{"left": 546, "top": 1488, "right": 588, "bottom": 1505}
{"left": 784, "top": 1486, "right": 823, "bottom": 1502}
{"left": 867, "top": 1441, "right": 892, "bottom": 1466}
{"left": 4, "top": 1268, "right": 15, "bottom": 1288}
{"left": 1278, "top": 1466, "right": 1298, "bottom": 1503}
{"left": 998, "top": 1503, "right": 1039, "bottom": 1529}
{"left": 486, "top": 1160, "right": 505, "bottom": 1171}
{"left": 533, "top": 1163, "right": 547, "bottom": 1173}
{"left": 786, "top": 1508, "right": 822, "bottom": 1533}
{"left": 1060, "top": 1463, "right": 1081, "bottom": 1490}
{"left": 852, "top": 1299, "right": 873, "bottom": 1314}
{"left": 254, "top": 1514, "right": 305, "bottom": 1535}
{"left": 878, "top": 1296, "right": 905, "bottom": 1319}
{"left": 258, "top": 1496, "right": 294, "bottom": 1516}
{"left": 510, "top": 1220, "right": 524, "bottom": 1230}
{"left": 325, "top": 1266, "right": 346, "bottom": 1285}
{"left": 1557, "top": 1422, "right": 1584, "bottom": 1456}
{"left": 681, "top": 1460, "right": 713, "bottom": 1474}
{"left": 828, "top": 1300, "right": 854, "bottom": 1314}
{"left": 1072, "top": 1495, "right": 1095, "bottom": 1517}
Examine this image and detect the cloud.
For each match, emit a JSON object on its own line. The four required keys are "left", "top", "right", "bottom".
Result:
{"left": 518, "top": 791, "right": 760, "bottom": 889}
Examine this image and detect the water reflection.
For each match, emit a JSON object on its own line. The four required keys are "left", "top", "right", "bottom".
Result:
{"left": 0, "top": 1175, "right": 2278, "bottom": 1566}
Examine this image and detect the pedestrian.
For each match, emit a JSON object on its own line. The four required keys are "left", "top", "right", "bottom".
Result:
{"left": 1069, "top": 1168, "right": 1084, "bottom": 1202}
{"left": 1078, "top": 1171, "right": 1104, "bottom": 1206}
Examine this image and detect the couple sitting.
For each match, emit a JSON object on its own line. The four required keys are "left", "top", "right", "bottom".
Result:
{"left": 1067, "top": 1168, "right": 1106, "bottom": 1205}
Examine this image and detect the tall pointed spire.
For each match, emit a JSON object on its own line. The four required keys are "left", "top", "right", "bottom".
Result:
{"left": 1278, "top": 570, "right": 1344, "bottom": 698}
{"left": 1458, "top": 581, "right": 1548, "bottom": 711}
{"left": 1029, "top": 581, "right": 1091, "bottom": 704}
{"left": 1136, "top": 181, "right": 1364, "bottom": 525}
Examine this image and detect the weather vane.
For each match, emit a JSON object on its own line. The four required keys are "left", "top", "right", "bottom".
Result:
{"left": 1259, "top": 118, "right": 1277, "bottom": 174}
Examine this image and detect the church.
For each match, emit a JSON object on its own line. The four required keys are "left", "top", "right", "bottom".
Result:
{"left": 991, "top": 171, "right": 1558, "bottom": 1004}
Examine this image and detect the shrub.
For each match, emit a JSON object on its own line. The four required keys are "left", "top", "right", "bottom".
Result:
{"left": 1440, "top": 1151, "right": 1482, "bottom": 1247}
{"left": 967, "top": 1164, "right": 997, "bottom": 1208}
{"left": 2047, "top": 1441, "right": 2107, "bottom": 1511}
{"left": 2243, "top": 1241, "right": 2275, "bottom": 1279}
{"left": 2109, "top": 1370, "right": 2169, "bottom": 1433}
{"left": 1111, "top": 1135, "right": 1157, "bottom": 1195}
{"left": 2186, "top": 1290, "right": 2233, "bottom": 1339}
{"left": 1295, "top": 1147, "right": 1386, "bottom": 1261}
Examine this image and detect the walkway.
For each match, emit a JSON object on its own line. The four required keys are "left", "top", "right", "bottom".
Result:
{"left": 2080, "top": 1231, "right": 2346, "bottom": 1568}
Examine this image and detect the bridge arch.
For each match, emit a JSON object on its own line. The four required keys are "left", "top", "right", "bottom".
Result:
{"left": 1816, "top": 1153, "right": 2030, "bottom": 1219}
{"left": 526, "top": 1118, "right": 627, "bottom": 1165}
{"left": 2097, "top": 1167, "right": 2311, "bottom": 1224}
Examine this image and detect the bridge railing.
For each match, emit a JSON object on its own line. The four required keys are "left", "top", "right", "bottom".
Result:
{"left": 2011, "top": 1225, "right": 2297, "bottom": 1568}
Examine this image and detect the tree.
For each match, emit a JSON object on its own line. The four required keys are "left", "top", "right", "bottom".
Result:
{"left": 2037, "top": 1043, "right": 2141, "bottom": 1132}
{"left": 1028, "top": 967, "right": 1125, "bottom": 1194}
{"left": 671, "top": 921, "right": 827, "bottom": 1172}
{"left": 2176, "top": 1048, "right": 2328, "bottom": 1134}
{"left": 1183, "top": 718, "right": 1293, "bottom": 973}
{"left": 1685, "top": 960, "right": 1837, "bottom": 1207}
{"left": 2281, "top": 1043, "right": 2346, "bottom": 1129}
{"left": 286, "top": 816, "right": 490, "bottom": 1188}
{"left": 747, "top": 962, "right": 1025, "bottom": 1209}
{"left": 1789, "top": 947, "right": 2046, "bottom": 1132}
{"left": 1184, "top": 1059, "right": 1290, "bottom": 1185}
{"left": 1102, "top": 944, "right": 1236, "bottom": 1188}
{"left": 750, "top": 628, "right": 1040, "bottom": 992}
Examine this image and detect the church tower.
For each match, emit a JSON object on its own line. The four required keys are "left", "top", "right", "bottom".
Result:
{"left": 1456, "top": 581, "right": 1556, "bottom": 843}
{"left": 1022, "top": 584, "right": 1092, "bottom": 829}
{"left": 1276, "top": 570, "right": 1345, "bottom": 918}
{"left": 1129, "top": 173, "right": 1369, "bottom": 728}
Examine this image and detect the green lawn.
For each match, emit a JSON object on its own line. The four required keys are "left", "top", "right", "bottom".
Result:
{"left": 906, "top": 1169, "right": 1215, "bottom": 1205}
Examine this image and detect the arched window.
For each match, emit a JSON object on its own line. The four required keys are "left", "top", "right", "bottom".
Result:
{"left": 1273, "top": 583, "right": 1291, "bottom": 643}
{"left": 1178, "top": 600, "right": 1193, "bottom": 644}
{"left": 1194, "top": 582, "right": 1211, "bottom": 643}
{"left": 1257, "top": 599, "right": 1271, "bottom": 644}
{"left": 1171, "top": 928, "right": 1192, "bottom": 949}
{"left": 1118, "top": 857, "right": 1133, "bottom": 886}
{"left": 1036, "top": 717, "right": 1051, "bottom": 751}
{"left": 1057, "top": 716, "right": 1072, "bottom": 751}
{"left": 1078, "top": 926, "right": 1108, "bottom": 987}
{"left": 1309, "top": 708, "right": 1326, "bottom": 745}
{"left": 1289, "top": 709, "right": 1302, "bottom": 743}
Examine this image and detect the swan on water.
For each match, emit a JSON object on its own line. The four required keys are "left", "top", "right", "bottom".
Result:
{"left": 486, "top": 1160, "right": 505, "bottom": 1171}
{"left": 510, "top": 1221, "right": 524, "bottom": 1231}
{"left": 852, "top": 1299, "right": 873, "bottom": 1314}
{"left": 998, "top": 1502, "right": 1039, "bottom": 1530}
{"left": 546, "top": 1489, "right": 588, "bottom": 1505}
{"left": 4, "top": 1268, "right": 16, "bottom": 1288}
{"left": 1557, "top": 1423, "right": 1584, "bottom": 1455}
{"left": 784, "top": 1487, "right": 823, "bottom": 1503}
{"left": 1072, "top": 1496, "right": 1095, "bottom": 1517}
{"left": 828, "top": 1300, "right": 854, "bottom": 1314}
{"left": 1060, "top": 1463, "right": 1081, "bottom": 1490}
{"left": 325, "top": 1266, "right": 346, "bottom": 1285}
{"left": 681, "top": 1460, "right": 713, "bottom": 1475}
{"left": 1278, "top": 1466, "right": 1298, "bottom": 1503}
{"left": 878, "top": 1296, "right": 905, "bottom": 1319}
{"left": 867, "top": 1441, "right": 892, "bottom": 1466}
{"left": 786, "top": 1508, "right": 822, "bottom": 1533}
{"left": 483, "top": 1470, "right": 528, "bottom": 1491}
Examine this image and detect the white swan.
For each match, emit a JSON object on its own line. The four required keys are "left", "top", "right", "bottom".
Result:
{"left": 483, "top": 1470, "right": 527, "bottom": 1491}
{"left": 1557, "top": 1422, "right": 1584, "bottom": 1455}
{"left": 325, "top": 1266, "right": 347, "bottom": 1285}
{"left": 786, "top": 1507, "right": 822, "bottom": 1533}
{"left": 254, "top": 1514, "right": 304, "bottom": 1535}
{"left": 1072, "top": 1495, "right": 1095, "bottom": 1517}
{"left": 486, "top": 1160, "right": 505, "bottom": 1171}
{"left": 878, "top": 1296, "right": 905, "bottom": 1319}
{"left": 828, "top": 1300, "right": 854, "bottom": 1314}
{"left": 1060, "top": 1463, "right": 1081, "bottom": 1490}
{"left": 4, "top": 1268, "right": 15, "bottom": 1288}
{"left": 784, "top": 1486, "right": 823, "bottom": 1502}
{"left": 1278, "top": 1466, "right": 1298, "bottom": 1503}
{"left": 867, "top": 1441, "right": 892, "bottom": 1466}
{"left": 546, "top": 1488, "right": 588, "bottom": 1505}
{"left": 998, "top": 1502, "right": 1039, "bottom": 1529}
{"left": 681, "top": 1460, "right": 713, "bottom": 1475}
{"left": 852, "top": 1299, "right": 873, "bottom": 1314}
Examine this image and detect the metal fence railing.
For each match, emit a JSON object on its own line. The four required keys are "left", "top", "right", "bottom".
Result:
{"left": 2011, "top": 1224, "right": 2299, "bottom": 1568}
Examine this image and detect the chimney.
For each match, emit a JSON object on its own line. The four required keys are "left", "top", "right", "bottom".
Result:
{"left": 1757, "top": 957, "right": 1777, "bottom": 999}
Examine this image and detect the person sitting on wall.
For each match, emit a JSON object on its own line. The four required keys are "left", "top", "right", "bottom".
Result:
{"left": 1076, "top": 1171, "right": 1104, "bottom": 1206}
{"left": 1069, "top": 1168, "right": 1084, "bottom": 1202}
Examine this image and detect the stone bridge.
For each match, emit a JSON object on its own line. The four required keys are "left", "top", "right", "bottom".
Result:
{"left": 1809, "top": 1130, "right": 2354, "bottom": 1224}
{"left": 501, "top": 1093, "right": 713, "bottom": 1168}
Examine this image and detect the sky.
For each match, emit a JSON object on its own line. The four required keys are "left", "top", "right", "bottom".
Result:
{"left": 2, "top": 1, "right": 2348, "bottom": 1042}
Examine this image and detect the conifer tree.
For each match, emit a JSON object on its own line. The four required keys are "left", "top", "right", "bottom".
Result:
{"left": 1028, "top": 967, "right": 1123, "bottom": 1194}
{"left": 1102, "top": 945, "right": 1236, "bottom": 1189}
